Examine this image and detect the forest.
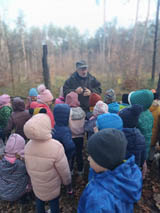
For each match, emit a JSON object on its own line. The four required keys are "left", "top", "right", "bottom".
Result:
{"left": 0, "top": 7, "right": 160, "bottom": 97}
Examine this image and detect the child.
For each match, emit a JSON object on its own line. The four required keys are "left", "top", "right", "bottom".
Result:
{"left": 128, "top": 89, "right": 154, "bottom": 159}
{"left": 78, "top": 129, "right": 142, "bottom": 213}
{"left": 30, "top": 84, "right": 55, "bottom": 127}
{"left": 149, "top": 92, "right": 160, "bottom": 161}
{"left": 104, "top": 89, "right": 120, "bottom": 113}
{"left": 96, "top": 113, "right": 123, "bottom": 131}
{"left": 119, "top": 105, "right": 146, "bottom": 169}
{"left": 65, "top": 91, "right": 86, "bottom": 175}
{"left": 89, "top": 93, "right": 102, "bottom": 112}
{"left": 0, "top": 94, "right": 12, "bottom": 142}
{"left": 119, "top": 93, "right": 130, "bottom": 110}
{"left": 0, "top": 133, "right": 29, "bottom": 201}
{"left": 52, "top": 104, "right": 75, "bottom": 164}
{"left": 24, "top": 113, "right": 71, "bottom": 213}
{"left": 25, "top": 88, "right": 38, "bottom": 109}
{"left": 5, "top": 97, "right": 31, "bottom": 140}
{"left": 85, "top": 100, "right": 108, "bottom": 139}
{"left": 54, "top": 86, "right": 65, "bottom": 105}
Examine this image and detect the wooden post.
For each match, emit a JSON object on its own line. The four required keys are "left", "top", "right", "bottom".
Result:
{"left": 42, "top": 44, "right": 50, "bottom": 89}
{"left": 151, "top": 0, "right": 160, "bottom": 82}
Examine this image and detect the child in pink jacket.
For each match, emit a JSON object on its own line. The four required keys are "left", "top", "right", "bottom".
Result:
{"left": 24, "top": 113, "right": 71, "bottom": 213}
{"left": 65, "top": 92, "right": 86, "bottom": 175}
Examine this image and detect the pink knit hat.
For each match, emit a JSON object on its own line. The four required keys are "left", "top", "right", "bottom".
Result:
{"left": 65, "top": 91, "right": 80, "bottom": 107}
{"left": 93, "top": 100, "right": 108, "bottom": 117}
{"left": 0, "top": 94, "right": 11, "bottom": 108}
{"left": 5, "top": 133, "right": 25, "bottom": 158}
{"left": 37, "top": 84, "right": 54, "bottom": 103}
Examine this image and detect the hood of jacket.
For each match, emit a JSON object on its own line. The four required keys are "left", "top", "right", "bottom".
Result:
{"left": 129, "top": 90, "right": 154, "bottom": 111}
{"left": 70, "top": 107, "right": 85, "bottom": 120}
{"left": 90, "top": 156, "right": 142, "bottom": 203}
{"left": 12, "top": 97, "right": 25, "bottom": 112}
{"left": 24, "top": 114, "right": 52, "bottom": 141}
{"left": 108, "top": 102, "right": 119, "bottom": 113}
{"left": 53, "top": 104, "right": 70, "bottom": 126}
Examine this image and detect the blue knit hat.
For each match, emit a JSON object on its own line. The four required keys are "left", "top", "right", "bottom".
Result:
{"left": 119, "top": 104, "right": 143, "bottom": 128}
{"left": 29, "top": 88, "right": 38, "bottom": 97}
{"left": 96, "top": 113, "right": 123, "bottom": 131}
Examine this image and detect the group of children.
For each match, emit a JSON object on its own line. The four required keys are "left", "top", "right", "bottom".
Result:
{"left": 0, "top": 84, "right": 159, "bottom": 213}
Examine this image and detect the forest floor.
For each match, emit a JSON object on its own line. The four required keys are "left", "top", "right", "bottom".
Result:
{"left": 0, "top": 152, "right": 160, "bottom": 213}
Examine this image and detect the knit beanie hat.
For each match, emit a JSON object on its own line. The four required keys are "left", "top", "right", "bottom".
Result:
{"left": 93, "top": 101, "right": 108, "bottom": 117}
{"left": 29, "top": 88, "right": 38, "bottom": 97}
{"left": 37, "top": 84, "right": 53, "bottom": 103}
{"left": 104, "top": 89, "right": 116, "bottom": 104}
{"left": 96, "top": 113, "right": 123, "bottom": 130}
{"left": 0, "top": 94, "right": 11, "bottom": 108}
{"left": 128, "top": 89, "right": 154, "bottom": 111}
{"left": 119, "top": 104, "right": 143, "bottom": 128}
{"left": 89, "top": 93, "right": 102, "bottom": 107}
{"left": 88, "top": 128, "right": 127, "bottom": 170}
{"left": 5, "top": 133, "right": 25, "bottom": 158}
{"left": 65, "top": 92, "right": 80, "bottom": 107}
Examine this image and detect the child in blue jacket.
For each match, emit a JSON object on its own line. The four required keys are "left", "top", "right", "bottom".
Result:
{"left": 119, "top": 104, "right": 146, "bottom": 168}
{"left": 78, "top": 129, "right": 142, "bottom": 213}
{"left": 52, "top": 104, "right": 75, "bottom": 163}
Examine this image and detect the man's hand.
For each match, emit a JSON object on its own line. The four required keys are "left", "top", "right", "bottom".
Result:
{"left": 75, "top": 87, "right": 83, "bottom": 94}
{"left": 83, "top": 88, "right": 91, "bottom": 96}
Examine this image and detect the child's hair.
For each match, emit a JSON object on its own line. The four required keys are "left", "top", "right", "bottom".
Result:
{"left": 122, "top": 94, "right": 129, "bottom": 104}
{"left": 37, "top": 84, "right": 54, "bottom": 103}
{"left": 5, "top": 134, "right": 25, "bottom": 158}
{"left": 96, "top": 113, "right": 123, "bottom": 131}
{"left": 88, "top": 128, "right": 127, "bottom": 170}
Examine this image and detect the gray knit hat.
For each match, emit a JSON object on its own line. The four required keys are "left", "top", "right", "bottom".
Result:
{"left": 88, "top": 128, "right": 127, "bottom": 170}
{"left": 104, "top": 89, "right": 116, "bottom": 104}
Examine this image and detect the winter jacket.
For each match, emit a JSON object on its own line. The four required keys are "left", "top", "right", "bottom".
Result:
{"left": 63, "top": 72, "right": 101, "bottom": 112}
{"left": 78, "top": 156, "right": 142, "bottom": 213}
{"left": 30, "top": 100, "right": 55, "bottom": 127}
{"left": 5, "top": 98, "right": 31, "bottom": 140}
{"left": 129, "top": 90, "right": 154, "bottom": 159}
{"left": 123, "top": 128, "right": 146, "bottom": 167}
{"left": 69, "top": 107, "right": 85, "bottom": 138}
{"left": 84, "top": 117, "right": 97, "bottom": 139}
{"left": 24, "top": 114, "right": 71, "bottom": 201}
{"left": 54, "top": 96, "right": 64, "bottom": 105}
{"left": 149, "top": 100, "right": 160, "bottom": 146}
{"left": 52, "top": 104, "right": 75, "bottom": 160}
{"left": 0, "top": 158, "right": 29, "bottom": 201}
{"left": 0, "top": 106, "right": 12, "bottom": 130}
{"left": 108, "top": 102, "right": 120, "bottom": 113}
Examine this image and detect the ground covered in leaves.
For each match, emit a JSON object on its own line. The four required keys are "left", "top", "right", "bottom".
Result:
{"left": 0, "top": 158, "right": 160, "bottom": 212}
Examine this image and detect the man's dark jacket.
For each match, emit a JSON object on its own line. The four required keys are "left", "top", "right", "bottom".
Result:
{"left": 63, "top": 72, "right": 101, "bottom": 112}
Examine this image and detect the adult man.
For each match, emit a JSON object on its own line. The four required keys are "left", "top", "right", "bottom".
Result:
{"left": 63, "top": 60, "right": 102, "bottom": 112}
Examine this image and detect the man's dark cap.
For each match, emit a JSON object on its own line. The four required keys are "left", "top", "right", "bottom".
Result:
{"left": 76, "top": 60, "right": 88, "bottom": 70}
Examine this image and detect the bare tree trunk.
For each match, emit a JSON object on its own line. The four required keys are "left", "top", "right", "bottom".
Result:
{"left": 152, "top": 0, "right": 160, "bottom": 81}
{"left": 42, "top": 44, "right": 50, "bottom": 89}
{"left": 135, "top": 0, "right": 150, "bottom": 76}
{"left": 102, "top": 0, "right": 106, "bottom": 73}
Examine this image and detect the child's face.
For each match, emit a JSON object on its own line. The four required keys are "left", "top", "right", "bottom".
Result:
{"left": 88, "top": 156, "right": 107, "bottom": 173}
{"left": 30, "top": 96, "right": 37, "bottom": 101}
